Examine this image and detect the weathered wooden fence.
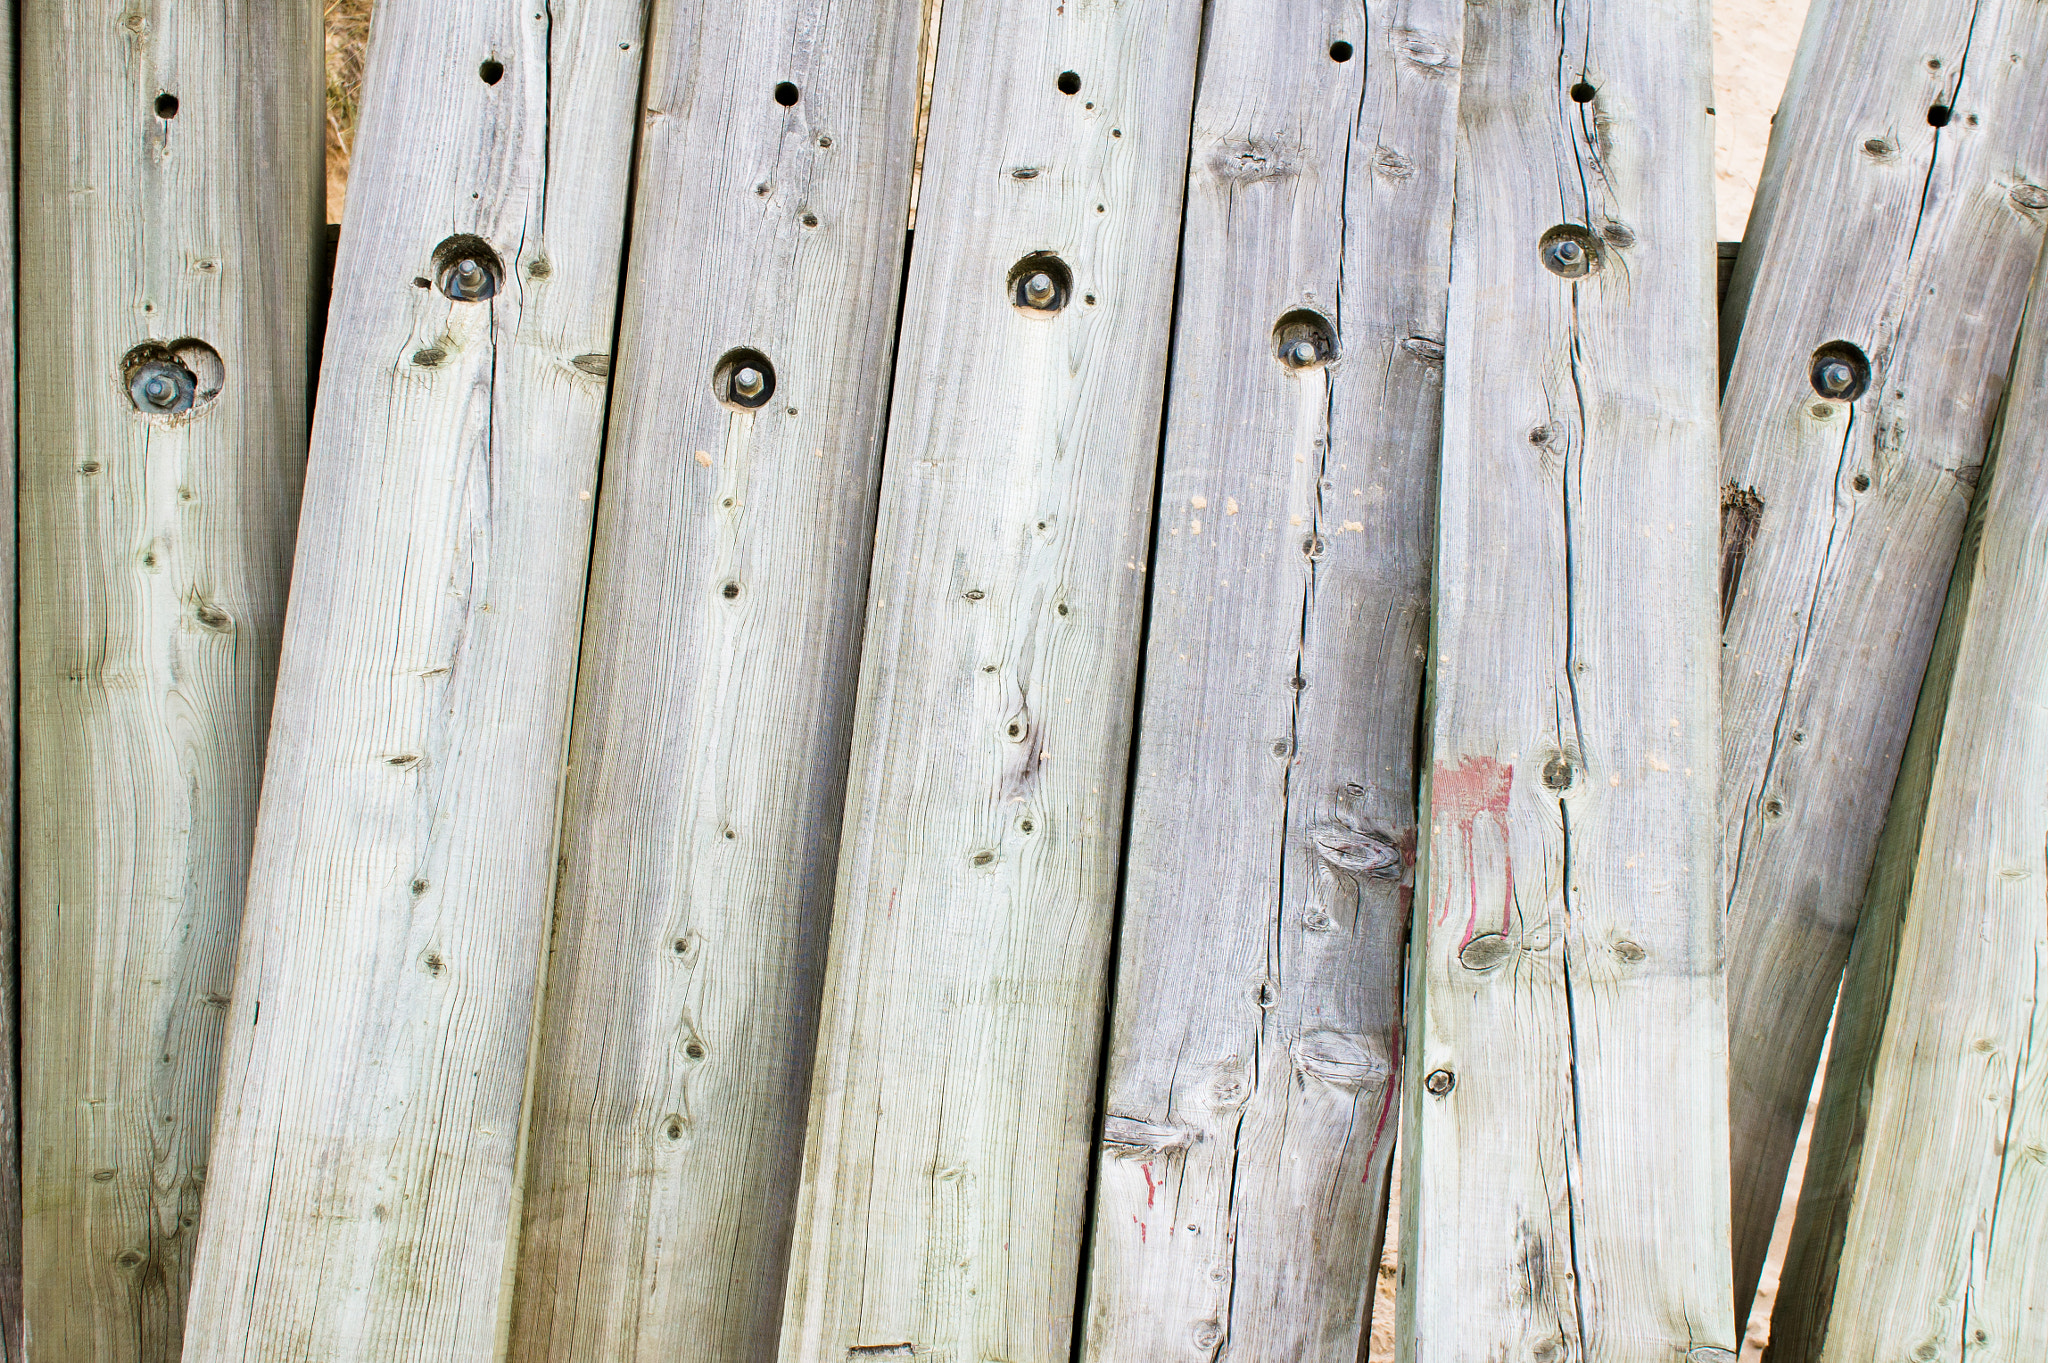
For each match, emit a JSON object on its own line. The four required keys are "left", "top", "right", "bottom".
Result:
{"left": 5, "top": 0, "right": 2048, "bottom": 1361}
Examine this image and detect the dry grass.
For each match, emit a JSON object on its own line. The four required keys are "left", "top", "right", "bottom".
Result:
{"left": 325, "top": 0, "right": 372, "bottom": 221}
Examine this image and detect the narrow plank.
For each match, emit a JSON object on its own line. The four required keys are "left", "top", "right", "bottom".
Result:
{"left": 1716, "top": 0, "right": 2048, "bottom": 1320}
{"left": 1399, "top": 0, "right": 1735, "bottom": 1357}
{"left": 180, "top": 4, "right": 647, "bottom": 1357}
{"left": 506, "top": 0, "right": 925, "bottom": 1357}
{"left": 0, "top": 3, "right": 21, "bottom": 1354}
{"left": 17, "top": 3, "right": 322, "bottom": 1356}
{"left": 1076, "top": 0, "right": 1460, "bottom": 1356}
{"left": 1766, "top": 249, "right": 2048, "bottom": 1360}
{"left": 771, "top": 0, "right": 1205, "bottom": 1357}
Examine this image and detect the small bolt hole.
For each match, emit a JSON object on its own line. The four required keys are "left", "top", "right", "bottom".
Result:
{"left": 480, "top": 59, "right": 505, "bottom": 85}
{"left": 775, "top": 81, "right": 800, "bottom": 106}
{"left": 1570, "top": 82, "right": 1596, "bottom": 103}
{"left": 1057, "top": 70, "right": 1081, "bottom": 95}
{"left": 154, "top": 92, "right": 179, "bottom": 118}
{"left": 1329, "top": 41, "right": 1354, "bottom": 62}
{"left": 1928, "top": 103, "right": 1952, "bottom": 127}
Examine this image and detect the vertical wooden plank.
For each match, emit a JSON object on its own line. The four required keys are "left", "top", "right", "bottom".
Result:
{"left": 18, "top": 3, "right": 322, "bottom": 1357}
{"left": 505, "top": 0, "right": 924, "bottom": 1357}
{"left": 180, "top": 3, "right": 647, "bottom": 1357}
{"left": 1716, "top": 0, "right": 2048, "bottom": 1321}
{"left": 1077, "top": 0, "right": 1459, "bottom": 1356}
{"left": 1766, "top": 254, "right": 2048, "bottom": 1360}
{"left": 1399, "top": 0, "right": 1734, "bottom": 1357}
{"left": 0, "top": 4, "right": 20, "bottom": 1355}
{"left": 771, "top": 1, "right": 1204, "bottom": 1358}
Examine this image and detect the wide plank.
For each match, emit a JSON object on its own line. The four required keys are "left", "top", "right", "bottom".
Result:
{"left": 181, "top": 3, "right": 646, "bottom": 1357}
{"left": 771, "top": 1, "right": 1205, "bottom": 1358}
{"left": 18, "top": 3, "right": 321, "bottom": 1355}
{"left": 1716, "top": 0, "right": 2048, "bottom": 1321}
{"left": 1399, "top": 0, "right": 1735, "bottom": 1355}
{"left": 1076, "top": 0, "right": 1460, "bottom": 1357}
{"left": 506, "top": 0, "right": 925, "bottom": 1358}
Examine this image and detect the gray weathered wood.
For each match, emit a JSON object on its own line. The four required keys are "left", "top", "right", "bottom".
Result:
{"left": 771, "top": 1, "right": 1204, "bottom": 1358}
{"left": 1398, "top": 0, "right": 1734, "bottom": 1357}
{"left": 0, "top": 4, "right": 20, "bottom": 1355}
{"left": 1766, "top": 244, "right": 2048, "bottom": 1362}
{"left": 180, "top": 4, "right": 647, "bottom": 1357}
{"left": 1716, "top": 0, "right": 2048, "bottom": 1322}
{"left": 1075, "top": 0, "right": 1459, "bottom": 1357}
{"left": 506, "top": 1, "right": 925, "bottom": 1358}
{"left": 18, "top": 3, "right": 321, "bottom": 1356}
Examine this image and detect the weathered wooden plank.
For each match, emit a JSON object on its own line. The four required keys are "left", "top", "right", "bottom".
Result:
{"left": 1075, "top": 1, "right": 1459, "bottom": 1357}
{"left": 1399, "top": 0, "right": 1734, "bottom": 1357}
{"left": 0, "top": 5, "right": 20, "bottom": 1356}
{"left": 1716, "top": 0, "right": 2048, "bottom": 1322}
{"left": 506, "top": 2, "right": 925, "bottom": 1358}
{"left": 180, "top": 4, "right": 647, "bottom": 1357}
{"left": 1766, "top": 247, "right": 2048, "bottom": 1361}
{"left": 770, "top": 2, "right": 1204, "bottom": 1358}
{"left": 18, "top": 3, "right": 322, "bottom": 1356}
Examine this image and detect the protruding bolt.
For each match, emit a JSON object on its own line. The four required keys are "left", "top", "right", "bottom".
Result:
{"left": 128, "top": 359, "right": 196, "bottom": 414}
{"left": 734, "top": 367, "right": 764, "bottom": 398}
{"left": 1544, "top": 237, "right": 1585, "bottom": 273}
{"left": 443, "top": 255, "right": 496, "bottom": 301}
{"left": 1289, "top": 339, "right": 1319, "bottom": 368}
{"left": 1814, "top": 358, "right": 1855, "bottom": 397}
{"left": 142, "top": 374, "right": 177, "bottom": 406}
{"left": 1025, "top": 272, "right": 1056, "bottom": 306}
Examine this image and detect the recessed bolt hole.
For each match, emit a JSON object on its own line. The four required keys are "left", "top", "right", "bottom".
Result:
{"left": 433, "top": 235, "right": 502, "bottom": 301}
{"left": 480, "top": 59, "right": 505, "bottom": 85}
{"left": 1809, "top": 340, "right": 1869, "bottom": 401}
{"left": 1273, "top": 309, "right": 1336, "bottom": 370}
{"left": 1539, "top": 225, "right": 1600, "bottom": 278}
{"left": 1057, "top": 70, "right": 1081, "bottom": 95}
{"left": 123, "top": 339, "right": 224, "bottom": 418}
{"left": 775, "top": 81, "right": 800, "bottom": 106}
{"left": 154, "top": 92, "right": 179, "bottom": 118}
{"left": 713, "top": 347, "right": 776, "bottom": 409}
{"left": 1928, "top": 103, "right": 1951, "bottom": 127}
{"left": 1008, "top": 253, "right": 1073, "bottom": 314}
{"left": 1424, "top": 1068, "right": 1456, "bottom": 1096}
{"left": 1570, "top": 81, "right": 1596, "bottom": 103}
{"left": 1329, "top": 41, "right": 1354, "bottom": 62}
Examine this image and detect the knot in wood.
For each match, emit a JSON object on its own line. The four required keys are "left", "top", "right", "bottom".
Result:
{"left": 1310, "top": 820, "right": 1401, "bottom": 879}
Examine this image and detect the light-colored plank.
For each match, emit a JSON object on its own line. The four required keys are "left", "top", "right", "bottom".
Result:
{"left": 0, "top": 3, "right": 20, "bottom": 1354}
{"left": 506, "top": 1, "right": 925, "bottom": 1358}
{"left": 1077, "top": 0, "right": 1459, "bottom": 1356}
{"left": 18, "top": 3, "right": 322, "bottom": 1356}
{"left": 771, "top": 1, "right": 1204, "bottom": 1358}
{"left": 1399, "top": 0, "right": 1734, "bottom": 1357}
{"left": 180, "top": 3, "right": 646, "bottom": 1357}
{"left": 1715, "top": 0, "right": 2048, "bottom": 1321}
{"left": 1766, "top": 246, "right": 2048, "bottom": 1361}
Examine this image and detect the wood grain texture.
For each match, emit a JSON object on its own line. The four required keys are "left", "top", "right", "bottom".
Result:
{"left": 1076, "top": 0, "right": 1459, "bottom": 1357}
{"left": 1766, "top": 251, "right": 2048, "bottom": 1362}
{"left": 771, "top": 1, "right": 1204, "bottom": 1358}
{"left": 1398, "top": 0, "right": 1734, "bottom": 1357}
{"left": 1716, "top": 0, "right": 2048, "bottom": 1323}
{"left": 18, "top": 3, "right": 321, "bottom": 1357}
{"left": 0, "top": 5, "right": 20, "bottom": 1356}
{"left": 506, "top": 1, "right": 924, "bottom": 1358}
{"left": 180, "top": 3, "right": 646, "bottom": 1357}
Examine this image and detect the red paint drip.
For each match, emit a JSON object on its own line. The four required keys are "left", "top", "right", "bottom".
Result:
{"left": 1141, "top": 1161, "right": 1157, "bottom": 1209}
{"left": 1363, "top": 1022, "right": 1402, "bottom": 1180}
{"left": 1133, "top": 1214, "right": 1147, "bottom": 1243}
{"left": 1431, "top": 756, "right": 1515, "bottom": 947}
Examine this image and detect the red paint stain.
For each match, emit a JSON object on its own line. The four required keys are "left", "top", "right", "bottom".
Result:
{"left": 1363, "top": 1022, "right": 1401, "bottom": 1180}
{"left": 1141, "top": 1161, "right": 1157, "bottom": 1209}
{"left": 1431, "top": 756, "right": 1514, "bottom": 946}
{"left": 1133, "top": 1214, "right": 1147, "bottom": 1243}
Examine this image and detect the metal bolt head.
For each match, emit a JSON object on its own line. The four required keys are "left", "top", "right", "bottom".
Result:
{"left": 128, "top": 359, "right": 196, "bottom": 414}
{"left": 442, "top": 255, "right": 497, "bottom": 301}
{"left": 1025, "top": 272, "right": 1056, "bottom": 305}
{"left": 733, "top": 367, "right": 764, "bottom": 398}
{"left": 1289, "top": 339, "right": 1319, "bottom": 368}
{"left": 1814, "top": 358, "right": 1855, "bottom": 398}
{"left": 1542, "top": 236, "right": 1591, "bottom": 278}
